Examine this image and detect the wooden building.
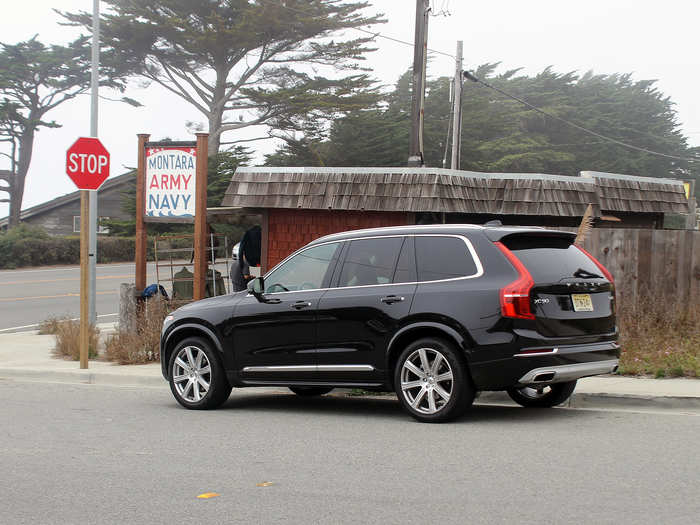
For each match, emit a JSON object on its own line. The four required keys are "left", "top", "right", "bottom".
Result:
{"left": 225, "top": 166, "right": 690, "bottom": 272}
{"left": 0, "top": 171, "right": 134, "bottom": 236}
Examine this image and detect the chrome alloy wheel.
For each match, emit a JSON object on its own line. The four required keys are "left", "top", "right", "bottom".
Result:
{"left": 172, "top": 346, "right": 211, "bottom": 403}
{"left": 400, "top": 347, "right": 454, "bottom": 415}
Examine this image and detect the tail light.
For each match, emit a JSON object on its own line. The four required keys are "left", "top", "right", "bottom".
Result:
{"left": 576, "top": 246, "right": 615, "bottom": 284}
{"left": 495, "top": 242, "right": 535, "bottom": 320}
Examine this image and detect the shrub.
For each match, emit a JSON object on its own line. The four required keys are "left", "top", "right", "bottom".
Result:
{"left": 50, "top": 318, "right": 100, "bottom": 361}
{"left": 104, "top": 297, "right": 171, "bottom": 364}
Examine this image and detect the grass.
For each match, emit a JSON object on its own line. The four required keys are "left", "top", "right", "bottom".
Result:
{"left": 617, "top": 292, "right": 700, "bottom": 378}
{"left": 45, "top": 317, "right": 100, "bottom": 361}
{"left": 104, "top": 298, "right": 171, "bottom": 364}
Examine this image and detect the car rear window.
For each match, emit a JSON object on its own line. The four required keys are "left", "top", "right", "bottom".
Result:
{"left": 502, "top": 235, "right": 603, "bottom": 283}
{"left": 415, "top": 236, "right": 478, "bottom": 282}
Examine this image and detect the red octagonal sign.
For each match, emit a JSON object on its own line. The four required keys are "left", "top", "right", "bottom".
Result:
{"left": 66, "top": 137, "right": 110, "bottom": 190}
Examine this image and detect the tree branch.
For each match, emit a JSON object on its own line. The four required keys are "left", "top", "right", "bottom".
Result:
{"left": 220, "top": 135, "right": 272, "bottom": 145}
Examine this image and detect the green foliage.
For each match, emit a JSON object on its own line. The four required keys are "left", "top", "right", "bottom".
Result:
{"left": 266, "top": 64, "right": 699, "bottom": 188}
{"left": 0, "top": 225, "right": 160, "bottom": 268}
{"left": 60, "top": 0, "right": 385, "bottom": 154}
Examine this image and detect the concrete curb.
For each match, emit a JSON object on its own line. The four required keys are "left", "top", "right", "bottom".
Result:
{"left": 0, "top": 367, "right": 166, "bottom": 388}
{"left": 476, "top": 391, "right": 700, "bottom": 411}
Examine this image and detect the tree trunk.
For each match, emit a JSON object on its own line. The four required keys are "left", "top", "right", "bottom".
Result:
{"left": 207, "top": 71, "right": 227, "bottom": 157}
{"left": 8, "top": 124, "right": 35, "bottom": 227}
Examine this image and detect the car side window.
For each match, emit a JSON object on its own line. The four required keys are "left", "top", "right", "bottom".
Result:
{"left": 338, "top": 237, "right": 403, "bottom": 287}
{"left": 392, "top": 237, "right": 417, "bottom": 284}
{"left": 415, "top": 236, "right": 478, "bottom": 282}
{"left": 265, "top": 242, "right": 341, "bottom": 293}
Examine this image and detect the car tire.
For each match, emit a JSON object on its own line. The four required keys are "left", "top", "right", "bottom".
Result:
{"left": 394, "top": 337, "right": 475, "bottom": 423}
{"left": 506, "top": 380, "right": 577, "bottom": 408}
{"left": 289, "top": 386, "right": 334, "bottom": 397}
{"left": 168, "top": 337, "right": 232, "bottom": 410}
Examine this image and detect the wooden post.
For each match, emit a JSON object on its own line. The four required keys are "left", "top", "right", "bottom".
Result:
{"left": 194, "top": 133, "right": 209, "bottom": 300}
{"left": 80, "top": 190, "right": 89, "bottom": 369}
{"left": 135, "top": 133, "right": 149, "bottom": 293}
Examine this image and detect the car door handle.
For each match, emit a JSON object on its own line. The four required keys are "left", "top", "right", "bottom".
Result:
{"left": 291, "top": 301, "right": 312, "bottom": 310}
{"left": 380, "top": 295, "right": 405, "bottom": 305}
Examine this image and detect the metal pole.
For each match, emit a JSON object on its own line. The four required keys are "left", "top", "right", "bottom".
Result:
{"left": 451, "top": 41, "right": 463, "bottom": 170}
{"left": 408, "top": 0, "right": 430, "bottom": 167}
{"left": 88, "top": 0, "right": 100, "bottom": 325}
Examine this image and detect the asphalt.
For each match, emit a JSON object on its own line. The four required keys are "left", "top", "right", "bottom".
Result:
{"left": 1, "top": 323, "right": 699, "bottom": 411}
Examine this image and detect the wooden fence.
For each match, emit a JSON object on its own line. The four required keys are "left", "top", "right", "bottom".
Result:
{"left": 574, "top": 229, "right": 700, "bottom": 306}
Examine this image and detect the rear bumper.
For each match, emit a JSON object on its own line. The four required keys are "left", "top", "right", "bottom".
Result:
{"left": 517, "top": 359, "right": 618, "bottom": 385}
{"left": 470, "top": 339, "right": 620, "bottom": 390}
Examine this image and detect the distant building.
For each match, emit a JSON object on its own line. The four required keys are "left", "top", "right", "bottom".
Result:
{"left": 0, "top": 171, "right": 134, "bottom": 236}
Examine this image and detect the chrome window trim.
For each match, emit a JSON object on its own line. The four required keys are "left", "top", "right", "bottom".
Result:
{"left": 242, "top": 364, "right": 375, "bottom": 373}
{"left": 256, "top": 233, "right": 484, "bottom": 296}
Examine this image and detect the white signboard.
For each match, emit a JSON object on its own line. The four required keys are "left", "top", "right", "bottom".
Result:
{"left": 145, "top": 145, "right": 197, "bottom": 218}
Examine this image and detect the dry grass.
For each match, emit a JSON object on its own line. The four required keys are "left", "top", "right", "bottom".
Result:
{"left": 618, "top": 292, "right": 700, "bottom": 378}
{"left": 48, "top": 317, "right": 100, "bottom": 361}
{"left": 104, "top": 298, "right": 172, "bottom": 364}
{"left": 38, "top": 316, "right": 63, "bottom": 335}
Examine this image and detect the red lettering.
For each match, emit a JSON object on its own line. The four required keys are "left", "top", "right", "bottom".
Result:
{"left": 161, "top": 174, "right": 169, "bottom": 189}
{"left": 169, "top": 174, "right": 181, "bottom": 190}
{"left": 149, "top": 175, "right": 159, "bottom": 189}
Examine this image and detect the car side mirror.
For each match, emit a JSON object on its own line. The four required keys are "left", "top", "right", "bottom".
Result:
{"left": 247, "top": 276, "right": 265, "bottom": 301}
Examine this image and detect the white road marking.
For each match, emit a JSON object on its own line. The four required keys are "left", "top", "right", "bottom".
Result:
{"left": 0, "top": 313, "right": 118, "bottom": 333}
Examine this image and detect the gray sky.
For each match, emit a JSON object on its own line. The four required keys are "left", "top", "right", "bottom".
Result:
{"left": 2, "top": 0, "right": 699, "bottom": 218}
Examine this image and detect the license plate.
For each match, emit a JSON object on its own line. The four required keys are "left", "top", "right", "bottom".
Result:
{"left": 571, "top": 293, "right": 594, "bottom": 312}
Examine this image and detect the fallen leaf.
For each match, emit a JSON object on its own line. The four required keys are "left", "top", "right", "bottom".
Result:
{"left": 256, "top": 482, "right": 273, "bottom": 487}
{"left": 197, "top": 492, "right": 220, "bottom": 499}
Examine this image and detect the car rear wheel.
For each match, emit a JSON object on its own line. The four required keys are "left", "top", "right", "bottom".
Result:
{"left": 169, "top": 337, "right": 232, "bottom": 410}
{"left": 394, "top": 338, "right": 475, "bottom": 423}
{"left": 289, "top": 386, "right": 334, "bottom": 397}
{"left": 506, "top": 380, "right": 577, "bottom": 408}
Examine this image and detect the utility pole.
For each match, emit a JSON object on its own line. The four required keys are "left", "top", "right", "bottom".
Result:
{"left": 450, "top": 40, "right": 463, "bottom": 170}
{"left": 88, "top": 0, "right": 100, "bottom": 325}
{"left": 408, "top": 0, "right": 430, "bottom": 167}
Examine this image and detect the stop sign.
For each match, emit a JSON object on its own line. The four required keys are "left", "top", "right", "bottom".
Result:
{"left": 66, "top": 137, "right": 110, "bottom": 190}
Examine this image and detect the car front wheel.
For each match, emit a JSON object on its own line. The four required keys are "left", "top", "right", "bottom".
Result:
{"left": 394, "top": 338, "right": 475, "bottom": 423}
{"left": 506, "top": 380, "right": 577, "bottom": 408}
{"left": 168, "top": 337, "right": 232, "bottom": 410}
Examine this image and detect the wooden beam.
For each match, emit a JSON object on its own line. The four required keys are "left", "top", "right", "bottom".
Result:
{"left": 135, "top": 133, "right": 150, "bottom": 293}
{"left": 193, "top": 133, "right": 209, "bottom": 300}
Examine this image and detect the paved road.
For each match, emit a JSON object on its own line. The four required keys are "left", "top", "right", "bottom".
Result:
{"left": 1, "top": 381, "right": 698, "bottom": 525}
{"left": 0, "top": 260, "right": 231, "bottom": 332}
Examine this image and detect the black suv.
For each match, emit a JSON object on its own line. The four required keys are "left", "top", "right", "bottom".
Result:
{"left": 161, "top": 225, "right": 619, "bottom": 422}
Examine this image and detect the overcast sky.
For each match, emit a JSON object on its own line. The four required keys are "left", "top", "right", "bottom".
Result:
{"left": 2, "top": 0, "right": 699, "bottom": 218}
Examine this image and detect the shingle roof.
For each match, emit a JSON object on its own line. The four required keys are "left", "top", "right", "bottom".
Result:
{"left": 580, "top": 171, "right": 688, "bottom": 214}
{"left": 222, "top": 167, "right": 606, "bottom": 217}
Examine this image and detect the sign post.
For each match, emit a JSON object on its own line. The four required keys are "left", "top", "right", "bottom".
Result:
{"left": 66, "top": 137, "right": 110, "bottom": 369}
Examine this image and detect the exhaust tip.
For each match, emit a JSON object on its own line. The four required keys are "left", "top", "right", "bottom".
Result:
{"left": 532, "top": 372, "right": 555, "bottom": 382}
{"left": 612, "top": 365, "right": 619, "bottom": 374}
